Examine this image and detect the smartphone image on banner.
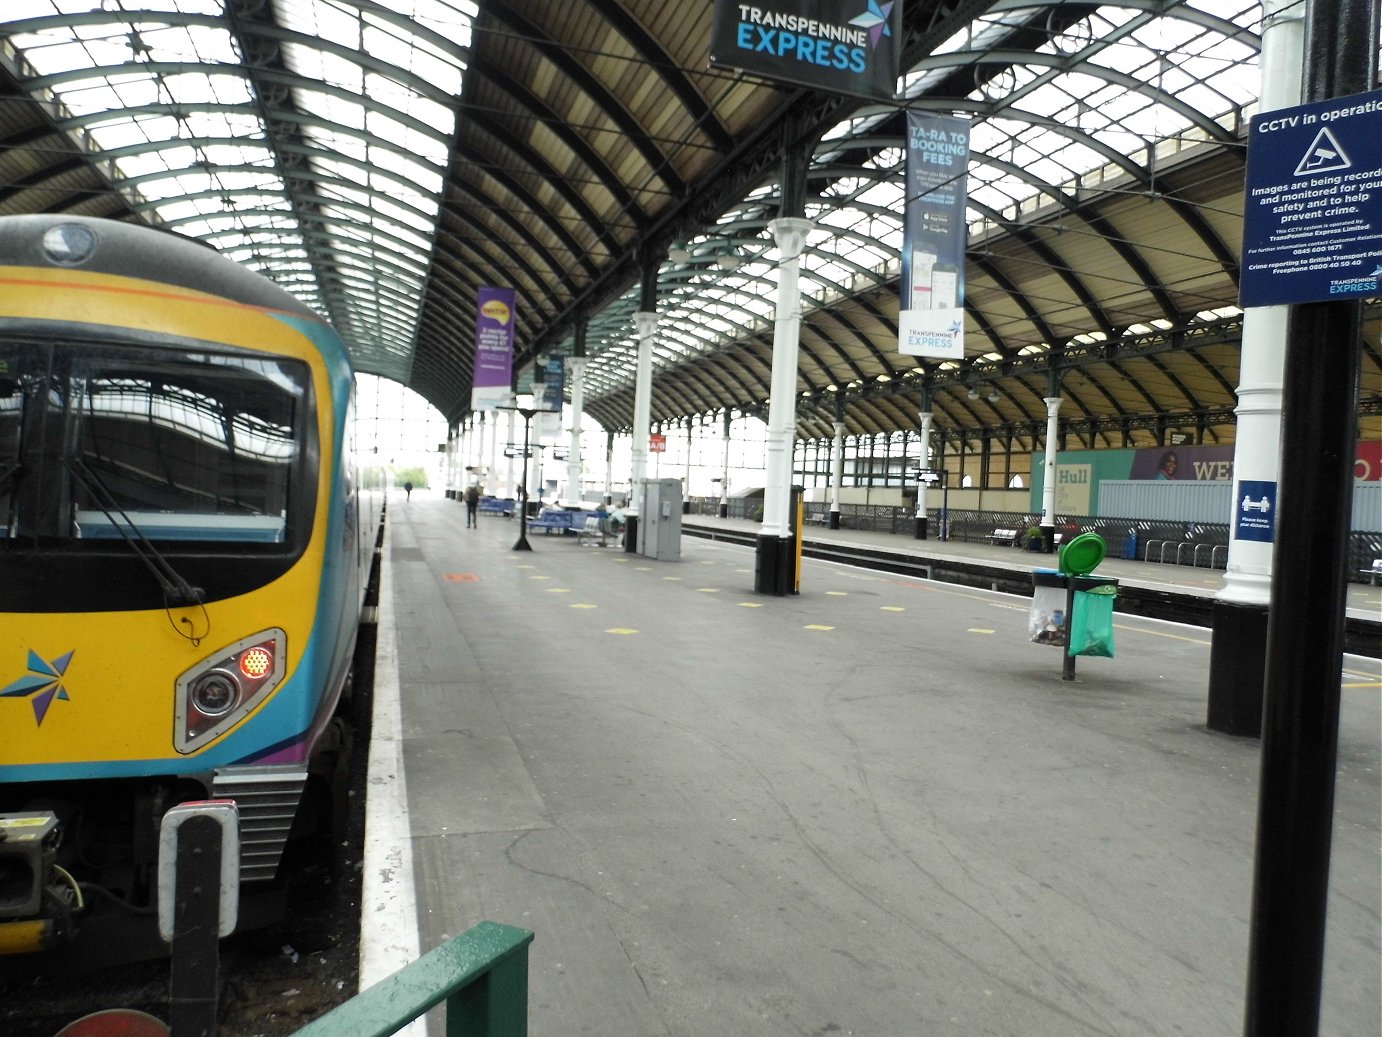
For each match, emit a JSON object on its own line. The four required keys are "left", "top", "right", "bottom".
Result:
{"left": 910, "top": 248, "right": 937, "bottom": 309}
{"left": 930, "top": 262, "right": 958, "bottom": 310}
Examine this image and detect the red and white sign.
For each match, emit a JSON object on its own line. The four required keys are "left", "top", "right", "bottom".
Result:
{"left": 649, "top": 433, "right": 666, "bottom": 453}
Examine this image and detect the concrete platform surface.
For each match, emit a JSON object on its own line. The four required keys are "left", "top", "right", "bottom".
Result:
{"left": 381, "top": 497, "right": 1379, "bottom": 1037}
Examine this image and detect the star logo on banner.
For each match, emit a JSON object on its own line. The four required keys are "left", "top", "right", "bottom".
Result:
{"left": 850, "top": 2, "right": 895, "bottom": 49}
{"left": 1, "top": 650, "right": 75, "bottom": 725}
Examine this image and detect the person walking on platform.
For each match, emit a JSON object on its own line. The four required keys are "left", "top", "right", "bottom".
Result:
{"left": 403, "top": 479, "right": 413, "bottom": 501}
{"left": 464, "top": 483, "right": 481, "bottom": 527}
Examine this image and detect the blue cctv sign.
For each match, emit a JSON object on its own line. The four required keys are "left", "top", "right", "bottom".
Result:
{"left": 1241, "top": 87, "right": 1382, "bottom": 307}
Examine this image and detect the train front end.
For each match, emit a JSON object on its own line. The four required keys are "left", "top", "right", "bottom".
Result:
{"left": 0, "top": 216, "right": 363, "bottom": 966}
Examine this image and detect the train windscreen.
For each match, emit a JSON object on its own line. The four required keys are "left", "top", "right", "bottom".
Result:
{"left": 1, "top": 340, "right": 313, "bottom": 544}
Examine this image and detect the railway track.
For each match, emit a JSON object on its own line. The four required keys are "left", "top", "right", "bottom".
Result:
{"left": 683, "top": 523, "right": 1380, "bottom": 657}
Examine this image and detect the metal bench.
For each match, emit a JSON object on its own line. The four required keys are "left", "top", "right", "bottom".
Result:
{"left": 576, "top": 515, "right": 608, "bottom": 546}
{"left": 529, "top": 509, "right": 577, "bottom": 534}
{"left": 477, "top": 496, "right": 513, "bottom": 517}
{"left": 985, "top": 527, "right": 1019, "bottom": 546}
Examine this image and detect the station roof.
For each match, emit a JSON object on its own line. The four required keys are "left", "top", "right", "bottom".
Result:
{"left": 1, "top": 1, "right": 1378, "bottom": 450}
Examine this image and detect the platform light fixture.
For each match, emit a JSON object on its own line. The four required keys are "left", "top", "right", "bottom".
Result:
{"left": 967, "top": 387, "right": 980, "bottom": 400}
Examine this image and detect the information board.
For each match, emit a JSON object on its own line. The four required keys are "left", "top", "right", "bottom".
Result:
{"left": 1241, "top": 88, "right": 1382, "bottom": 307}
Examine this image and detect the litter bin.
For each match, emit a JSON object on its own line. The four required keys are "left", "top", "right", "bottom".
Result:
{"left": 1069, "top": 576, "right": 1119, "bottom": 657}
{"left": 1122, "top": 530, "right": 1138, "bottom": 560}
{"left": 1029, "top": 568, "right": 1067, "bottom": 646}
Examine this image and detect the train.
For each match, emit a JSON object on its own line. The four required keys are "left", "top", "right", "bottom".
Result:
{"left": 0, "top": 214, "right": 380, "bottom": 968}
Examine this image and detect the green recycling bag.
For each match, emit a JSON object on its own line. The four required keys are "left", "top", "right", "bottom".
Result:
{"left": 1069, "top": 582, "right": 1117, "bottom": 657}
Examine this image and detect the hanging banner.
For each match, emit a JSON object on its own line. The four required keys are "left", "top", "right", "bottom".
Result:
{"left": 709, "top": 0, "right": 902, "bottom": 102}
{"left": 471, "top": 286, "right": 515, "bottom": 410}
{"left": 898, "top": 111, "right": 969, "bottom": 359}
{"left": 538, "top": 354, "right": 564, "bottom": 440}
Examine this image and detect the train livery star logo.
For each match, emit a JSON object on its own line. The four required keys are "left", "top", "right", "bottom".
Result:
{"left": 1, "top": 649, "right": 75, "bottom": 725}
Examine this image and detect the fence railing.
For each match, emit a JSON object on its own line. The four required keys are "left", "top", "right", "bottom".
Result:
{"left": 293, "top": 921, "right": 534, "bottom": 1037}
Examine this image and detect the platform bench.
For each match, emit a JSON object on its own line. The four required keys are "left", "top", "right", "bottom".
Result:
{"left": 1363, "top": 559, "right": 1382, "bottom": 585}
{"left": 576, "top": 516, "right": 608, "bottom": 547}
{"left": 478, "top": 497, "right": 514, "bottom": 517}
{"left": 985, "top": 527, "right": 1019, "bottom": 546}
{"left": 529, "top": 509, "right": 577, "bottom": 534}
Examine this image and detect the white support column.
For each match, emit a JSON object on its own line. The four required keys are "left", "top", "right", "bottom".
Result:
{"left": 915, "top": 411, "right": 933, "bottom": 518}
{"left": 685, "top": 422, "right": 693, "bottom": 497}
{"left": 629, "top": 311, "right": 656, "bottom": 518}
{"left": 604, "top": 431, "right": 615, "bottom": 504}
{"left": 565, "top": 356, "right": 586, "bottom": 505}
{"left": 1041, "top": 397, "right": 1061, "bottom": 535}
{"left": 504, "top": 406, "right": 516, "bottom": 500}
{"left": 1219, "top": 0, "right": 1301, "bottom": 608}
{"left": 1205, "top": 0, "right": 1304, "bottom": 736}
{"left": 829, "top": 420, "right": 845, "bottom": 516}
{"left": 719, "top": 412, "right": 732, "bottom": 517}
{"left": 484, "top": 412, "right": 496, "bottom": 493}
{"left": 759, "top": 217, "right": 814, "bottom": 538}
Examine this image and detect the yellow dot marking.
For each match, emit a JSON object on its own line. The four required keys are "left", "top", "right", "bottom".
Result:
{"left": 738, "top": 602, "right": 763, "bottom": 608}
{"left": 968, "top": 628, "right": 995, "bottom": 634}
{"left": 547, "top": 588, "right": 571, "bottom": 594}
{"left": 663, "top": 576, "right": 682, "bottom": 581}
{"left": 881, "top": 606, "right": 905, "bottom": 612}
{"left": 697, "top": 587, "right": 720, "bottom": 593}
{"left": 570, "top": 603, "right": 597, "bottom": 609}
{"left": 606, "top": 628, "right": 639, "bottom": 635}
{"left": 516, "top": 564, "right": 535, "bottom": 569}
{"left": 529, "top": 575, "right": 550, "bottom": 581}
{"left": 804, "top": 624, "right": 834, "bottom": 631}
{"left": 634, "top": 566, "right": 652, "bottom": 571}
{"left": 734, "top": 568, "right": 753, "bottom": 573}
{"left": 825, "top": 591, "right": 847, "bottom": 596}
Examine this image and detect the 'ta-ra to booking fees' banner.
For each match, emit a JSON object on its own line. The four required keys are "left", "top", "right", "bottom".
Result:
{"left": 899, "top": 110, "right": 970, "bottom": 359}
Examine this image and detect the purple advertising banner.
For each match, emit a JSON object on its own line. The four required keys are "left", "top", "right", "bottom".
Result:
{"left": 472, "top": 286, "right": 515, "bottom": 411}
{"left": 1128, "top": 445, "right": 1235, "bottom": 481}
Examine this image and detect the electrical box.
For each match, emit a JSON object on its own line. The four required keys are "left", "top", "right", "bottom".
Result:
{"left": 638, "top": 478, "right": 682, "bottom": 561}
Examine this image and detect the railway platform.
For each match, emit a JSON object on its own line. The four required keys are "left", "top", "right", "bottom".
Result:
{"left": 365, "top": 495, "right": 1380, "bottom": 1037}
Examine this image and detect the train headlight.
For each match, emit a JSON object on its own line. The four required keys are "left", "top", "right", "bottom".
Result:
{"left": 175, "top": 629, "right": 286, "bottom": 754}
{"left": 190, "top": 670, "right": 239, "bottom": 717}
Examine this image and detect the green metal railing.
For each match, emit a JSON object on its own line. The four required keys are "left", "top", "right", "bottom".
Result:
{"left": 293, "top": 921, "right": 534, "bottom": 1037}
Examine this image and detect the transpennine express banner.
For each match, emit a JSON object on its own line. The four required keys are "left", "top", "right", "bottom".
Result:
{"left": 472, "top": 286, "right": 515, "bottom": 411}
{"left": 709, "top": 0, "right": 903, "bottom": 102}
{"left": 899, "top": 110, "right": 970, "bottom": 359}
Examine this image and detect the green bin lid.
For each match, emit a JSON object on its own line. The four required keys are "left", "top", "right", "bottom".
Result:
{"left": 1058, "top": 531, "right": 1107, "bottom": 575}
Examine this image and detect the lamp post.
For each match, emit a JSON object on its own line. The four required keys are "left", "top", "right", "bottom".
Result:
{"left": 499, "top": 397, "right": 549, "bottom": 551}
{"left": 512, "top": 404, "right": 536, "bottom": 550}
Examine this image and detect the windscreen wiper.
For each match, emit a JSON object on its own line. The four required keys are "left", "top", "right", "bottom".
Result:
{"left": 64, "top": 457, "right": 204, "bottom": 607}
